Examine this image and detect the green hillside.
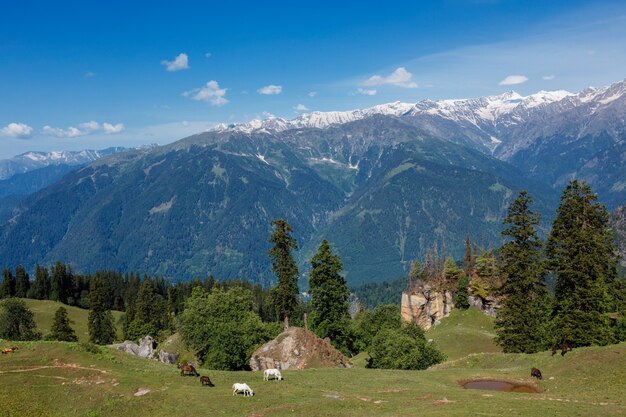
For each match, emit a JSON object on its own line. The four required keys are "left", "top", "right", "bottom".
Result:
{"left": 21, "top": 299, "right": 124, "bottom": 342}
{"left": 426, "top": 307, "right": 500, "bottom": 360}
{"left": 0, "top": 339, "right": 623, "bottom": 417}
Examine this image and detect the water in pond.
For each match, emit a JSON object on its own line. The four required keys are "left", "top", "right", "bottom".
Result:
{"left": 462, "top": 380, "right": 540, "bottom": 393}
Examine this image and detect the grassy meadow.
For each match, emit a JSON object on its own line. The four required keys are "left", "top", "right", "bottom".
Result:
{"left": 22, "top": 299, "right": 124, "bottom": 342}
{"left": 1, "top": 306, "right": 625, "bottom": 416}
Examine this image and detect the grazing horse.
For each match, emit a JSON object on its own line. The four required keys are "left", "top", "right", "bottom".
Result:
{"left": 177, "top": 363, "right": 199, "bottom": 376}
{"left": 1, "top": 347, "right": 18, "bottom": 354}
{"left": 552, "top": 342, "right": 572, "bottom": 356}
{"left": 263, "top": 368, "right": 283, "bottom": 381}
{"left": 232, "top": 383, "right": 254, "bottom": 397}
{"left": 200, "top": 375, "right": 214, "bottom": 386}
{"left": 531, "top": 367, "right": 543, "bottom": 380}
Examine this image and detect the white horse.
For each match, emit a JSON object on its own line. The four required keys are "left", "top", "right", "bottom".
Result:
{"left": 232, "top": 382, "right": 254, "bottom": 397}
{"left": 263, "top": 368, "right": 283, "bottom": 381}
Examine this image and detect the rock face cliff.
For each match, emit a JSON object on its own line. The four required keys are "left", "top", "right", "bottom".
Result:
{"left": 401, "top": 287, "right": 453, "bottom": 330}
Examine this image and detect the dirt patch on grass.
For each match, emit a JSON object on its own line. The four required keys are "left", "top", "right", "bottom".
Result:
{"left": 0, "top": 358, "right": 109, "bottom": 375}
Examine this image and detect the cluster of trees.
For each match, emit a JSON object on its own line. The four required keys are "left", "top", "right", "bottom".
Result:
{"left": 495, "top": 181, "right": 625, "bottom": 352}
{"left": 0, "top": 298, "right": 76, "bottom": 342}
{"left": 13, "top": 181, "right": 622, "bottom": 368}
{"left": 406, "top": 238, "right": 499, "bottom": 302}
{"left": 176, "top": 218, "right": 447, "bottom": 371}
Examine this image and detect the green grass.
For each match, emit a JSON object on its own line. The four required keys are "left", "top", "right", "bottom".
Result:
{"left": 426, "top": 307, "right": 500, "bottom": 360}
{"left": 0, "top": 340, "right": 624, "bottom": 417}
{"left": 21, "top": 299, "right": 125, "bottom": 342}
{"left": 1, "top": 306, "right": 624, "bottom": 416}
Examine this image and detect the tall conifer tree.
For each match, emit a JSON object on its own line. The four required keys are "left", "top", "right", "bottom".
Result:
{"left": 48, "top": 306, "right": 78, "bottom": 342}
{"left": 268, "top": 219, "right": 299, "bottom": 329}
{"left": 547, "top": 180, "right": 616, "bottom": 347}
{"left": 495, "top": 191, "right": 551, "bottom": 353}
{"left": 15, "top": 265, "right": 30, "bottom": 298}
{"left": 88, "top": 276, "right": 116, "bottom": 345}
{"left": 0, "top": 268, "right": 16, "bottom": 298}
{"left": 309, "top": 240, "right": 351, "bottom": 352}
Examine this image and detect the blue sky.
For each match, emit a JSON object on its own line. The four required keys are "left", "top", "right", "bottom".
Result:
{"left": 1, "top": 0, "right": 625, "bottom": 158}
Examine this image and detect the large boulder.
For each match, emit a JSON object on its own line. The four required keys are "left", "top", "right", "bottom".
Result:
{"left": 249, "top": 327, "right": 351, "bottom": 371}
{"left": 110, "top": 335, "right": 157, "bottom": 359}
{"left": 137, "top": 336, "right": 157, "bottom": 358}
{"left": 111, "top": 340, "right": 140, "bottom": 356}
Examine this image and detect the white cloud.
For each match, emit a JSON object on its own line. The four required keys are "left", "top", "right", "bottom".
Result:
{"left": 161, "top": 53, "right": 189, "bottom": 72}
{"left": 42, "top": 121, "right": 124, "bottom": 138}
{"left": 0, "top": 122, "right": 34, "bottom": 138}
{"left": 362, "top": 67, "right": 418, "bottom": 88}
{"left": 84, "top": 71, "right": 96, "bottom": 78}
{"left": 102, "top": 122, "right": 124, "bottom": 134}
{"left": 42, "top": 126, "right": 84, "bottom": 138}
{"left": 542, "top": 75, "right": 556, "bottom": 80}
{"left": 498, "top": 75, "right": 529, "bottom": 85}
{"left": 354, "top": 88, "right": 377, "bottom": 96}
{"left": 293, "top": 104, "right": 309, "bottom": 111}
{"left": 257, "top": 84, "right": 282, "bottom": 95}
{"left": 79, "top": 121, "right": 100, "bottom": 132}
{"left": 308, "top": 91, "right": 317, "bottom": 97}
{"left": 183, "top": 80, "right": 229, "bottom": 106}
{"left": 205, "top": 52, "right": 212, "bottom": 58}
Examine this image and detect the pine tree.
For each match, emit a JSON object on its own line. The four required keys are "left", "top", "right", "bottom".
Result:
{"left": 454, "top": 275, "right": 470, "bottom": 309}
{"left": 88, "top": 276, "right": 116, "bottom": 345}
{"left": 0, "top": 268, "right": 16, "bottom": 298}
{"left": 408, "top": 260, "right": 421, "bottom": 292}
{"left": 126, "top": 278, "right": 165, "bottom": 340}
{"left": 0, "top": 298, "right": 41, "bottom": 340}
{"left": 494, "top": 191, "right": 552, "bottom": 353}
{"left": 47, "top": 306, "right": 78, "bottom": 342}
{"left": 443, "top": 258, "right": 464, "bottom": 290}
{"left": 30, "top": 265, "right": 50, "bottom": 300}
{"left": 268, "top": 219, "right": 299, "bottom": 329}
{"left": 463, "top": 234, "right": 475, "bottom": 277}
{"left": 309, "top": 240, "right": 351, "bottom": 352}
{"left": 14, "top": 265, "right": 30, "bottom": 298}
{"left": 547, "top": 180, "right": 616, "bottom": 347}
{"left": 50, "top": 261, "right": 72, "bottom": 303}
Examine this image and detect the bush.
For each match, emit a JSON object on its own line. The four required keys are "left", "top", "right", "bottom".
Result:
{"left": 179, "top": 286, "right": 279, "bottom": 370}
{"left": 367, "top": 323, "right": 445, "bottom": 370}
{"left": 352, "top": 304, "right": 402, "bottom": 353}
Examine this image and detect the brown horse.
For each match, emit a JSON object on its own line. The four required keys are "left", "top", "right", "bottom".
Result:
{"left": 200, "top": 375, "right": 214, "bottom": 386}
{"left": 551, "top": 341, "right": 572, "bottom": 356}
{"left": 178, "top": 363, "right": 199, "bottom": 376}
{"left": 1, "top": 346, "right": 18, "bottom": 354}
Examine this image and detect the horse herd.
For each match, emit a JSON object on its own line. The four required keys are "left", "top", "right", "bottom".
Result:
{"left": 177, "top": 363, "right": 283, "bottom": 397}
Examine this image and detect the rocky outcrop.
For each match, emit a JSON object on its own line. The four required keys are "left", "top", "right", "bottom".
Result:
{"left": 468, "top": 295, "right": 499, "bottom": 317}
{"left": 401, "top": 287, "right": 453, "bottom": 330}
{"left": 159, "top": 350, "right": 179, "bottom": 364}
{"left": 111, "top": 335, "right": 171, "bottom": 361}
{"left": 249, "top": 327, "right": 351, "bottom": 371}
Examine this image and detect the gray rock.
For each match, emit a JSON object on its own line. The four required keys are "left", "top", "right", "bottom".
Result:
{"left": 111, "top": 340, "right": 140, "bottom": 356}
{"left": 137, "top": 336, "right": 157, "bottom": 359}
{"left": 159, "top": 350, "right": 179, "bottom": 364}
{"left": 110, "top": 335, "right": 158, "bottom": 359}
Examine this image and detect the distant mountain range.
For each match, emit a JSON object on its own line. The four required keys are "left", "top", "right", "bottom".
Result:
{"left": 0, "top": 80, "right": 624, "bottom": 286}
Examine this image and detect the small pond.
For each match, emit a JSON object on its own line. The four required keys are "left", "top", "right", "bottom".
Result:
{"left": 461, "top": 379, "right": 540, "bottom": 393}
